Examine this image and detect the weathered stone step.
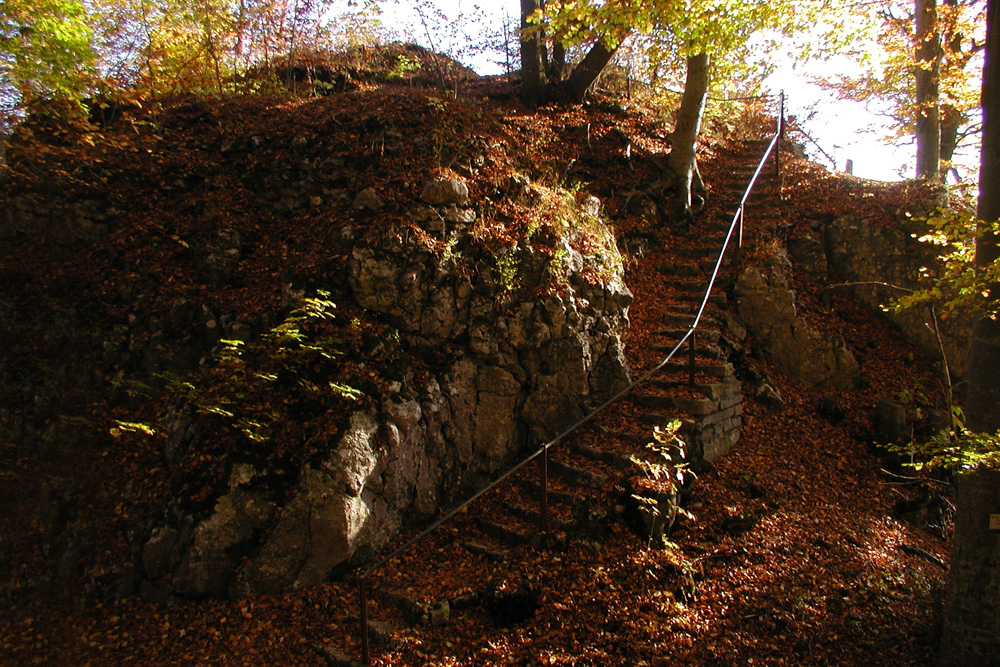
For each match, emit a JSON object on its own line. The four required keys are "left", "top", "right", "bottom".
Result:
{"left": 517, "top": 478, "right": 583, "bottom": 508}
{"left": 312, "top": 644, "right": 364, "bottom": 667}
{"left": 548, "top": 458, "right": 608, "bottom": 488}
{"left": 568, "top": 441, "right": 633, "bottom": 469}
{"left": 464, "top": 541, "right": 509, "bottom": 562}
{"left": 649, "top": 378, "right": 733, "bottom": 398}
{"left": 655, "top": 327, "right": 721, "bottom": 344}
{"left": 650, "top": 342, "right": 725, "bottom": 360}
{"left": 707, "top": 218, "right": 736, "bottom": 234}
{"left": 658, "top": 260, "right": 704, "bottom": 278}
{"left": 503, "top": 499, "right": 575, "bottom": 530}
{"left": 631, "top": 389, "right": 742, "bottom": 417}
{"left": 669, "top": 291, "right": 728, "bottom": 307}
{"left": 380, "top": 590, "right": 453, "bottom": 627}
{"left": 476, "top": 517, "right": 537, "bottom": 545}
{"left": 658, "top": 361, "right": 735, "bottom": 378}
{"left": 675, "top": 244, "right": 724, "bottom": 259}
{"left": 662, "top": 311, "right": 718, "bottom": 328}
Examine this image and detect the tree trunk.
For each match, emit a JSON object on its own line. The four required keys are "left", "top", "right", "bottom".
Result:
{"left": 520, "top": 0, "right": 546, "bottom": 107}
{"left": 667, "top": 52, "right": 710, "bottom": 224}
{"left": 940, "top": 102, "right": 962, "bottom": 179}
{"left": 565, "top": 40, "right": 618, "bottom": 103}
{"left": 939, "top": 1, "right": 1000, "bottom": 664}
{"left": 915, "top": 0, "right": 942, "bottom": 179}
{"left": 548, "top": 42, "right": 566, "bottom": 81}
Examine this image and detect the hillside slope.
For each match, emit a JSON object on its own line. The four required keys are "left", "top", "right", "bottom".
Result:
{"left": 0, "top": 73, "right": 953, "bottom": 666}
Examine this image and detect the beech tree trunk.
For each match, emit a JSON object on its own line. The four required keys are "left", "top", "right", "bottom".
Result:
{"left": 520, "top": 0, "right": 546, "bottom": 107}
{"left": 915, "top": 0, "right": 942, "bottom": 179}
{"left": 940, "top": 102, "right": 962, "bottom": 178}
{"left": 939, "top": 1, "right": 1000, "bottom": 664}
{"left": 566, "top": 40, "right": 618, "bottom": 103}
{"left": 667, "top": 52, "right": 710, "bottom": 223}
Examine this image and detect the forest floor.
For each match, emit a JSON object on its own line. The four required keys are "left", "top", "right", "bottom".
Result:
{"left": 0, "top": 74, "right": 954, "bottom": 666}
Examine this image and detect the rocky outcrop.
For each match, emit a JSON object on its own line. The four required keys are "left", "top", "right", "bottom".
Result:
{"left": 140, "top": 180, "right": 633, "bottom": 599}
{"left": 823, "top": 214, "right": 970, "bottom": 377}
{"left": 734, "top": 247, "right": 860, "bottom": 389}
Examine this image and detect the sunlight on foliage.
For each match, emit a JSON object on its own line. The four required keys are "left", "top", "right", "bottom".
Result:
{"left": 892, "top": 204, "right": 1000, "bottom": 320}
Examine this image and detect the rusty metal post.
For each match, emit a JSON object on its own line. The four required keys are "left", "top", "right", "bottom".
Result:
{"left": 688, "top": 329, "right": 697, "bottom": 387}
{"left": 540, "top": 446, "right": 548, "bottom": 531}
{"left": 360, "top": 576, "right": 370, "bottom": 666}
{"left": 775, "top": 90, "right": 785, "bottom": 178}
{"left": 735, "top": 208, "right": 744, "bottom": 265}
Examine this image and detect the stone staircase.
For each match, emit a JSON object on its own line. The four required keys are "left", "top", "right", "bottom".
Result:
{"left": 316, "top": 139, "right": 785, "bottom": 666}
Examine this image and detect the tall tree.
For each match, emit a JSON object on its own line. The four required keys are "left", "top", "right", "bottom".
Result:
{"left": 530, "top": 0, "right": 838, "bottom": 219}
{"left": 938, "top": 0, "right": 1000, "bottom": 662}
{"left": 915, "top": 0, "right": 943, "bottom": 178}
{"left": 0, "top": 0, "right": 94, "bottom": 131}
{"left": 667, "top": 51, "right": 710, "bottom": 223}
{"left": 817, "top": 0, "right": 985, "bottom": 181}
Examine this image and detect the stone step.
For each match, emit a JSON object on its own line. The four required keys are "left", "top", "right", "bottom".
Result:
{"left": 548, "top": 458, "right": 608, "bottom": 489}
{"left": 649, "top": 378, "right": 735, "bottom": 399}
{"left": 650, "top": 342, "right": 725, "bottom": 360}
{"left": 476, "top": 517, "right": 537, "bottom": 546}
{"left": 503, "top": 499, "right": 574, "bottom": 530}
{"left": 568, "top": 437, "right": 634, "bottom": 469}
{"left": 707, "top": 219, "right": 735, "bottom": 234}
{"left": 658, "top": 261, "right": 705, "bottom": 278}
{"left": 517, "top": 478, "right": 584, "bottom": 508}
{"left": 662, "top": 311, "right": 718, "bottom": 328}
{"left": 675, "top": 244, "right": 724, "bottom": 259}
{"left": 379, "top": 590, "right": 452, "bottom": 627}
{"left": 655, "top": 327, "right": 722, "bottom": 344}
{"left": 312, "top": 644, "right": 364, "bottom": 667}
{"left": 658, "top": 360, "right": 735, "bottom": 378}
{"left": 669, "top": 291, "right": 728, "bottom": 307}
{"left": 463, "top": 541, "right": 509, "bottom": 562}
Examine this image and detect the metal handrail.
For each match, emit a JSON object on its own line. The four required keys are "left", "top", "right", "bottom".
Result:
{"left": 356, "top": 91, "right": 786, "bottom": 666}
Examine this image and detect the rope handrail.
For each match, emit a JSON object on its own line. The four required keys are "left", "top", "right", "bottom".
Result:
{"left": 356, "top": 91, "right": 786, "bottom": 666}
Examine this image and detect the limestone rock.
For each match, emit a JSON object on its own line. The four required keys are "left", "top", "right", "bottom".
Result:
{"left": 353, "top": 187, "right": 384, "bottom": 211}
{"left": 420, "top": 178, "right": 469, "bottom": 206}
{"left": 734, "top": 248, "right": 859, "bottom": 389}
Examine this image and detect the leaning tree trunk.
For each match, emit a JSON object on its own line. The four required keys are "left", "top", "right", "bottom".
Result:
{"left": 939, "top": 1, "right": 1000, "bottom": 664}
{"left": 915, "top": 0, "right": 942, "bottom": 179}
{"left": 566, "top": 40, "right": 618, "bottom": 103}
{"left": 667, "top": 52, "right": 710, "bottom": 224}
{"left": 520, "top": 0, "right": 546, "bottom": 107}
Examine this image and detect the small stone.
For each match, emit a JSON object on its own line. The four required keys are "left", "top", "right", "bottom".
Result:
{"left": 581, "top": 195, "right": 601, "bottom": 218}
{"left": 442, "top": 205, "right": 476, "bottom": 225}
{"left": 310, "top": 195, "right": 323, "bottom": 207}
{"left": 353, "top": 187, "right": 383, "bottom": 211}
{"left": 421, "top": 177, "right": 469, "bottom": 206}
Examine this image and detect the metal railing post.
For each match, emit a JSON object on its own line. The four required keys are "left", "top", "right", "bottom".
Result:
{"left": 688, "top": 329, "right": 697, "bottom": 387}
{"left": 735, "top": 208, "right": 744, "bottom": 265}
{"left": 540, "top": 446, "right": 548, "bottom": 531}
{"left": 360, "top": 576, "right": 370, "bottom": 666}
{"left": 775, "top": 90, "right": 785, "bottom": 178}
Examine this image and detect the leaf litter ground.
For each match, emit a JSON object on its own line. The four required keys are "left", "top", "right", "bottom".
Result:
{"left": 0, "top": 78, "right": 951, "bottom": 666}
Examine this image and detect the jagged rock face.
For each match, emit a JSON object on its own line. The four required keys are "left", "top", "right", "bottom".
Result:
{"left": 734, "top": 248, "right": 860, "bottom": 390}
{"left": 149, "top": 191, "right": 633, "bottom": 599}
{"left": 823, "top": 214, "right": 970, "bottom": 377}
